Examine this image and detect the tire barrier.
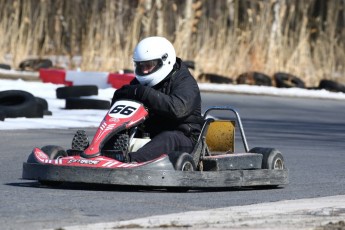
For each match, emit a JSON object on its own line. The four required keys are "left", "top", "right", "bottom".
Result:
{"left": 0, "top": 90, "right": 46, "bottom": 118}
{"left": 198, "top": 73, "right": 233, "bottom": 84}
{"left": 19, "top": 58, "right": 53, "bottom": 71}
{"left": 318, "top": 79, "right": 345, "bottom": 93}
{"left": 38, "top": 68, "right": 345, "bottom": 95}
{"left": 65, "top": 98, "right": 111, "bottom": 110}
{"left": 35, "top": 97, "right": 52, "bottom": 116}
{"left": 236, "top": 72, "right": 272, "bottom": 86}
{"left": 35, "top": 97, "right": 48, "bottom": 111}
{"left": 273, "top": 72, "right": 305, "bottom": 88}
{"left": 0, "top": 111, "right": 5, "bottom": 121}
{"left": 56, "top": 85, "right": 99, "bottom": 99}
{"left": 56, "top": 85, "right": 111, "bottom": 110}
{"left": 0, "top": 63, "right": 11, "bottom": 70}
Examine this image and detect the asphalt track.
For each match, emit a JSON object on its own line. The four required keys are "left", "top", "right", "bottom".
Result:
{"left": 1, "top": 92, "right": 345, "bottom": 230}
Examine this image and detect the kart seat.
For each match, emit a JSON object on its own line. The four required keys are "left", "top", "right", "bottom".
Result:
{"left": 205, "top": 120, "right": 235, "bottom": 154}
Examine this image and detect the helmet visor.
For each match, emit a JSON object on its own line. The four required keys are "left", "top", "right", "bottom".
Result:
{"left": 134, "top": 59, "right": 163, "bottom": 76}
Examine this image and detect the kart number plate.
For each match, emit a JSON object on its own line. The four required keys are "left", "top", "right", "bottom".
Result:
{"left": 109, "top": 100, "right": 141, "bottom": 118}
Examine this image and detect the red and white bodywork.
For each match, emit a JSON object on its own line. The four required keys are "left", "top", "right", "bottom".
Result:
{"left": 30, "top": 100, "right": 169, "bottom": 169}
{"left": 31, "top": 147, "right": 167, "bottom": 169}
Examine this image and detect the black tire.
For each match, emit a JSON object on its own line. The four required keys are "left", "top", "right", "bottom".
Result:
{"left": 56, "top": 85, "right": 99, "bottom": 99}
{"left": 35, "top": 97, "right": 52, "bottom": 116}
{"left": 19, "top": 58, "right": 53, "bottom": 71}
{"left": 318, "top": 80, "right": 345, "bottom": 93}
{"left": 35, "top": 97, "right": 48, "bottom": 110}
{"left": 237, "top": 72, "right": 272, "bottom": 86}
{"left": 35, "top": 59, "right": 53, "bottom": 70}
{"left": 44, "top": 110, "right": 53, "bottom": 116}
{"left": 0, "top": 90, "right": 42, "bottom": 118}
{"left": 65, "top": 98, "right": 110, "bottom": 110}
{"left": 41, "top": 145, "right": 68, "bottom": 159}
{"left": 167, "top": 153, "right": 195, "bottom": 192}
{"left": 38, "top": 145, "right": 67, "bottom": 186}
{"left": 0, "top": 63, "right": 11, "bottom": 70}
{"left": 27, "top": 145, "right": 67, "bottom": 164}
{"left": 273, "top": 72, "right": 305, "bottom": 88}
{"left": 0, "top": 111, "right": 5, "bottom": 121}
{"left": 198, "top": 73, "right": 233, "bottom": 84}
{"left": 174, "top": 152, "right": 196, "bottom": 171}
{"left": 249, "top": 147, "right": 285, "bottom": 170}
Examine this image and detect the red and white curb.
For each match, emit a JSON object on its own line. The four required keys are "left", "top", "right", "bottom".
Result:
{"left": 39, "top": 69, "right": 135, "bottom": 89}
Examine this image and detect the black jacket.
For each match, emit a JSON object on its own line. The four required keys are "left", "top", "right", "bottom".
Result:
{"left": 111, "top": 58, "right": 203, "bottom": 140}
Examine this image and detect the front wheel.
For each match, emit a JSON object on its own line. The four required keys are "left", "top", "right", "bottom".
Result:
{"left": 41, "top": 145, "right": 68, "bottom": 159}
{"left": 39, "top": 145, "right": 67, "bottom": 186}
{"left": 250, "top": 147, "right": 286, "bottom": 189}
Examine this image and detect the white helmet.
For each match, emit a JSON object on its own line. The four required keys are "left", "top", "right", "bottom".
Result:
{"left": 133, "top": 36, "right": 176, "bottom": 86}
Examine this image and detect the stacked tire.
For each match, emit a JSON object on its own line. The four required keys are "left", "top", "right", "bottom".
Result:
{"left": 236, "top": 72, "right": 272, "bottom": 86}
{"left": 18, "top": 58, "right": 53, "bottom": 71}
{"left": 273, "top": 72, "right": 305, "bottom": 88}
{"left": 198, "top": 73, "right": 233, "bottom": 84}
{"left": 0, "top": 63, "right": 11, "bottom": 70}
{"left": 318, "top": 80, "right": 345, "bottom": 93}
{"left": 56, "top": 85, "right": 111, "bottom": 110}
{"left": 0, "top": 90, "right": 51, "bottom": 121}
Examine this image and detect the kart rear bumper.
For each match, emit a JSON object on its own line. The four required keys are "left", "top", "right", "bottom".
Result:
{"left": 22, "top": 162, "right": 288, "bottom": 188}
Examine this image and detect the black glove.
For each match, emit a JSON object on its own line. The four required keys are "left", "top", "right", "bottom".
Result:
{"left": 111, "top": 85, "right": 146, "bottom": 105}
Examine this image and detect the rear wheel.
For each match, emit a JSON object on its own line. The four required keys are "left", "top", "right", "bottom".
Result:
{"left": 39, "top": 145, "right": 67, "bottom": 186}
{"left": 174, "top": 153, "right": 196, "bottom": 171}
{"left": 249, "top": 147, "right": 285, "bottom": 169}
{"left": 249, "top": 147, "right": 285, "bottom": 189}
{"left": 269, "top": 153, "right": 284, "bottom": 170}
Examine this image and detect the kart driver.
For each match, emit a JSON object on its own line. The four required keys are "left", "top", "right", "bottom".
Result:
{"left": 111, "top": 36, "right": 203, "bottom": 163}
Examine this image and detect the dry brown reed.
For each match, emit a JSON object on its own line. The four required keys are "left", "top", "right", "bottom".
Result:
{"left": 0, "top": 0, "right": 344, "bottom": 86}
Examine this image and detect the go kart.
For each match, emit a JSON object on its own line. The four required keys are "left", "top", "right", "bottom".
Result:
{"left": 22, "top": 99, "right": 288, "bottom": 191}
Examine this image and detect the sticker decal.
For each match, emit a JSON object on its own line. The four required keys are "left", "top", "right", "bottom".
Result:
{"left": 108, "top": 100, "right": 141, "bottom": 118}
{"left": 67, "top": 159, "right": 100, "bottom": 165}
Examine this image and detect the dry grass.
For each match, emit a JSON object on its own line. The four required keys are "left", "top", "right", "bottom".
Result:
{"left": 0, "top": 0, "right": 344, "bottom": 86}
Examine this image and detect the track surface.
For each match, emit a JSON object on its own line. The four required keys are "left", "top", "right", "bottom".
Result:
{"left": 1, "top": 92, "right": 345, "bottom": 230}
